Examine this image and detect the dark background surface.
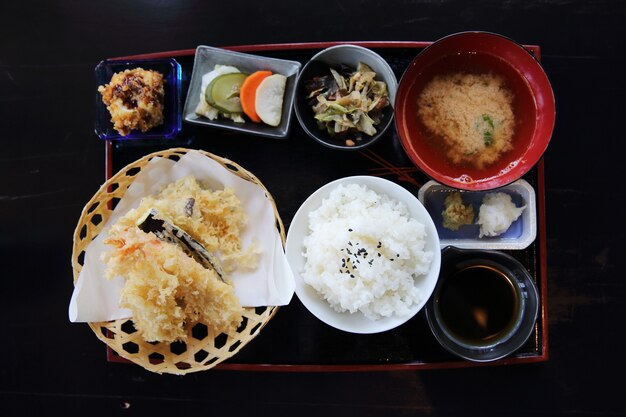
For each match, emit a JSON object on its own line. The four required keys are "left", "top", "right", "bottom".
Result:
{"left": 1, "top": 1, "right": 624, "bottom": 415}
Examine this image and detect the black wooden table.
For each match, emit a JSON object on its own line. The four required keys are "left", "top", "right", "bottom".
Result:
{"left": 1, "top": 1, "right": 624, "bottom": 415}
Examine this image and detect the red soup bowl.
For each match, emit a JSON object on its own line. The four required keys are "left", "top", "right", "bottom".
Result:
{"left": 395, "top": 32, "right": 555, "bottom": 191}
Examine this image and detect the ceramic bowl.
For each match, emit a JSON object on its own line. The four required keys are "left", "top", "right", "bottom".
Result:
{"left": 395, "top": 32, "right": 555, "bottom": 190}
{"left": 425, "top": 246, "right": 539, "bottom": 362}
{"left": 285, "top": 175, "right": 440, "bottom": 334}
{"left": 294, "top": 44, "right": 397, "bottom": 150}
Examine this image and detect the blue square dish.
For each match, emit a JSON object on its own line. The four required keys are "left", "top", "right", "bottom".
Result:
{"left": 95, "top": 58, "right": 182, "bottom": 140}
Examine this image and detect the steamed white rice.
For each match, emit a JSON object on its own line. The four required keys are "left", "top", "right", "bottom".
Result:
{"left": 301, "top": 183, "right": 433, "bottom": 320}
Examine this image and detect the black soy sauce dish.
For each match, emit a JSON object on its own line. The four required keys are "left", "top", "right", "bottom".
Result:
{"left": 425, "top": 246, "right": 539, "bottom": 362}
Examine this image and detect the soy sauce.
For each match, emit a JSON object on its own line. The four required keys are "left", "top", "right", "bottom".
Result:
{"left": 438, "top": 265, "right": 520, "bottom": 345}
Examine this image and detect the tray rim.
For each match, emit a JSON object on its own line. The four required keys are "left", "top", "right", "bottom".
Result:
{"left": 103, "top": 40, "right": 548, "bottom": 372}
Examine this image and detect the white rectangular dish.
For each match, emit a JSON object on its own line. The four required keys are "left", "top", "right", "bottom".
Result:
{"left": 418, "top": 179, "right": 536, "bottom": 250}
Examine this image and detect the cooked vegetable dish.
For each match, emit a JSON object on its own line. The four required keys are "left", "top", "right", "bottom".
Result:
{"left": 304, "top": 62, "right": 390, "bottom": 146}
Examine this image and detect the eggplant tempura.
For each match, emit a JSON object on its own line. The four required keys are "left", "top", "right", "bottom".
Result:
{"left": 102, "top": 176, "right": 260, "bottom": 342}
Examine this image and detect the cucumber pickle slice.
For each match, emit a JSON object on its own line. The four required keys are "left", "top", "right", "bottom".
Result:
{"left": 205, "top": 72, "right": 248, "bottom": 114}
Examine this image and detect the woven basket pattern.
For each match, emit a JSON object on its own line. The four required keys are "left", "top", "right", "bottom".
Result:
{"left": 71, "top": 148, "right": 284, "bottom": 374}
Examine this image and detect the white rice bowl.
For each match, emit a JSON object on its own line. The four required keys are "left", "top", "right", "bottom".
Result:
{"left": 286, "top": 176, "right": 441, "bottom": 334}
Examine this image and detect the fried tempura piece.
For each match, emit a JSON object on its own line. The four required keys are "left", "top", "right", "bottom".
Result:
{"left": 101, "top": 176, "right": 263, "bottom": 343}
{"left": 98, "top": 68, "right": 164, "bottom": 136}
{"left": 103, "top": 226, "right": 243, "bottom": 342}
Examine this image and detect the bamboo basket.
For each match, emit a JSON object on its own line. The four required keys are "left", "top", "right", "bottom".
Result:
{"left": 71, "top": 148, "right": 284, "bottom": 374}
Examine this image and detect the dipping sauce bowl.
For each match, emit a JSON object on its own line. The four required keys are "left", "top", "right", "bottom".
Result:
{"left": 425, "top": 246, "right": 539, "bottom": 362}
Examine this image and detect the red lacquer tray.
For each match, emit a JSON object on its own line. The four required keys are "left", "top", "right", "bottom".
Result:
{"left": 104, "top": 41, "right": 548, "bottom": 371}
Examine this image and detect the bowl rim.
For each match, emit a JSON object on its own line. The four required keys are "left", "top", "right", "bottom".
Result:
{"left": 394, "top": 31, "right": 556, "bottom": 191}
{"left": 294, "top": 44, "right": 398, "bottom": 151}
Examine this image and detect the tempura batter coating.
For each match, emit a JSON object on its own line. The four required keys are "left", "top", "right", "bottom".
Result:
{"left": 102, "top": 176, "right": 259, "bottom": 342}
{"left": 103, "top": 227, "right": 243, "bottom": 342}
{"left": 98, "top": 68, "right": 164, "bottom": 136}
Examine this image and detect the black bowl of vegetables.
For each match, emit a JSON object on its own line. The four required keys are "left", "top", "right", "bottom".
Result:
{"left": 294, "top": 44, "right": 397, "bottom": 150}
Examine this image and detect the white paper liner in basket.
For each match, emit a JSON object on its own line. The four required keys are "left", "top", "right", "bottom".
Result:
{"left": 69, "top": 148, "right": 294, "bottom": 374}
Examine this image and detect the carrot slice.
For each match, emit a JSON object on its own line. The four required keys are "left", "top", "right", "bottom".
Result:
{"left": 239, "top": 70, "right": 272, "bottom": 122}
